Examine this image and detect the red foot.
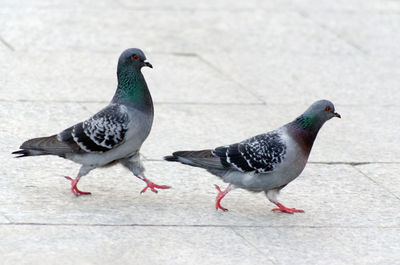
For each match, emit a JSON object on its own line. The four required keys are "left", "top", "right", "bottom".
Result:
{"left": 215, "top": 184, "right": 231, "bottom": 212}
{"left": 65, "top": 176, "right": 91, "bottom": 196}
{"left": 272, "top": 202, "right": 304, "bottom": 214}
{"left": 140, "top": 179, "right": 170, "bottom": 194}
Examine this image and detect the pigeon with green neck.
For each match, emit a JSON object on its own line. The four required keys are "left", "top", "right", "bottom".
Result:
{"left": 165, "top": 100, "right": 340, "bottom": 213}
{"left": 13, "top": 48, "right": 170, "bottom": 196}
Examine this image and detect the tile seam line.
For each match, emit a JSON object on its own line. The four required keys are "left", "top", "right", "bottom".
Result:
{"left": 0, "top": 213, "right": 12, "bottom": 223}
{"left": 0, "top": 35, "right": 14, "bottom": 51}
{"left": 352, "top": 165, "right": 400, "bottom": 201}
{"left": 1, "top": 223, "right": 398, "bottom": 228}
{"left": 230, "top": 226, "right": 279, "bottom": 265}
{"left": 196, "top": 54, "right": 266, "bottom": 104}
{"left": 296, "top": 10, "right": 368, "bottom": 55}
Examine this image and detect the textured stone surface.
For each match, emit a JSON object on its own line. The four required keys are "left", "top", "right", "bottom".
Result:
{"left": 1, "top": 0, "right": 399, "bottom": 264}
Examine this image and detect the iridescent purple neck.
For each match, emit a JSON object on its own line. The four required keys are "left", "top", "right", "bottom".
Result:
{"left": 287, "top": 115, "right": 325, "bottom": 153}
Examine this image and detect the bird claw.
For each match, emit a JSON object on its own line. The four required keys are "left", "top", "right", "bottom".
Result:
{"left": 65, "top": 176, "right": 91, "bottom": 196}
{"left": 272, "top": 203, "right": 304, "bottom": 214}
{"left": 140, "top": 180, "right": 170, "bottom": 194}
{"left": 215, "top": 184, "right": 230, "bottom": 212}
{"left": 216, "top": 202, "right": 229, "bottom": 212}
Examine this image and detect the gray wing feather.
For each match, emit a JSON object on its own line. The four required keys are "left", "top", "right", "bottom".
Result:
{"left": 213, "top": 131, "right": 287, "bottom": 173}
{"left": 60, "top": 104, "right": 130, "bottom": 153}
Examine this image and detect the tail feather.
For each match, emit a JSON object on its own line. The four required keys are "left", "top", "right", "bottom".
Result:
{"left": 12, "top": 134, "right": 79, "bottom": 158}
{"left": 164, "top": 149, "right": 224, "bottom": 169}
{"left": 12, "top": 149, "right": 48, "bottom": 158}
{"left": 164, "top": 155, "right": 179, "bottom": 162}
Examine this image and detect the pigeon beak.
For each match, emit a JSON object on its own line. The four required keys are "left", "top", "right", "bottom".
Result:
{"left": 144, "top": 61, "right": 153, "bottom": 68}
{"left": 334, "top": 112, "right": 341, "bottom": 118}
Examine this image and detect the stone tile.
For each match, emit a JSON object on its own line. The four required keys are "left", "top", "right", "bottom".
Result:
{"left": 288, "top": 164, "right": 400, "bottom": 227}
{"left": 0, "top": 8, "right": 358, "bottom": 56}
{"left": 206, "top": 52, "right": 400, "bottom": 106}
{"left": 233, "top": 227, "right": 400, "bottom": 265}
{"left": 0, "top": 51, "right": 117, "bottom": 102}
{"left": 0, "top": 37, "right": 13, "bottom": 52}
{"left": 0, "top": 225, "right": 274, "bottom": 265}
{"left": 0, "top": 7, "right": 181, "bottom": 53}
{"left": 1, "top": 101, "right": 88, "bottom": 145}
{"left": 0, "top": 0, "right": 122, "bottom": 9}
{"left": 292, "top": 0, "right": 400, "bottom": 12}
{"left": 0, "top": 215, "right": 10, "bottom": 223}
{"left": 119, "top": 0, "right": 295, "bottom": 11}
{"left": 305, "top": 12, "right": 400, "bottom": 57}
{"left": 147, "top": 53, "right": 260, "bottom": 104}
{"left": 355, "top": 163, "right": 400, "bottom": 198}
{"left": 0, "top": 51, "right": 259, "bottom": 104}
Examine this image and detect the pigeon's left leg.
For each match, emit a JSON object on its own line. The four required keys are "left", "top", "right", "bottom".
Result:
{"left": 65, "top": 165, "right": 94, "bottom": 196}
{"left": 265, "top": 189, "right": 304, "bottom": 214}
{"left": 120, "top": 154, "right": 170, "bottom": 194}
{"left": 214, "top": 184, "right": 234, "bottom": 211}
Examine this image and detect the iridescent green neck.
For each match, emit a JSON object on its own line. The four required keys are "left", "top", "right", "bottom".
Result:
{"left": 112, "top": 67, "right": 152, "bottom": 111}
{"left": 289, "top": 114, "right": 325, "bottom": 151}
{"left": 294, "top": 115, "right": 318, "bottom": 130}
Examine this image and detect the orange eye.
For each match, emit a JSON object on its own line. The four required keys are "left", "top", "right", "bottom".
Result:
{"left": 132, "top": 54, "right": 138, "bottom": 60}
{"left": 325, "top": 106, "right": 331, "bottom": 111}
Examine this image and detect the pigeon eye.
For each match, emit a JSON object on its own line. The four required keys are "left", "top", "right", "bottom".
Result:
{"left": 325, "top": 106, "right": 331, "bottom": 111}
{"left": 132, "top": 54, "right": 138, "bottom": 60}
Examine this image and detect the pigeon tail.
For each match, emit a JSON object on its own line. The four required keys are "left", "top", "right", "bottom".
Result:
{"left": 12, "top": 135, "right": 79, "bottom": 158}
{"left": 164, "top": 150, "right": 224, "bottom": 169}
{"left": 12, "top": 149, "right": 49, "bottom": 158}
{"left": 163, "top": 155, "right": 179, "bottom": 162}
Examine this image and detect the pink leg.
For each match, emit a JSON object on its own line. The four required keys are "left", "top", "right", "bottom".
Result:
{"left": 214, "top": 184, "right": 231, "bottom": 211}
{"left": 65, "top": 176, "right": 91, "bottom": 196}
{"left": 140, "top": 177, "right": 170, "bottom": 194}
{"left": 272, "top": 202, "right": 304, "bottom": 214}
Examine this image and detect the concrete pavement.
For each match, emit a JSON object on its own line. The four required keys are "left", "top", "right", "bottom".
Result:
{"left": 0, "top": 0, "right": 399, "bottom": 264}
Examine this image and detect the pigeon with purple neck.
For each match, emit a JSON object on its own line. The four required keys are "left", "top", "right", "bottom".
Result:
{"left": 165, "top": 100, "right": 340, "bottom": 213}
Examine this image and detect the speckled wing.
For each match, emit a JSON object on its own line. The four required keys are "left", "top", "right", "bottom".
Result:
{"left": 57, "top": 104, "right": 129, "bottom": 153}
{"left": 212, "top": 131, "right": 287, "bottom": 173}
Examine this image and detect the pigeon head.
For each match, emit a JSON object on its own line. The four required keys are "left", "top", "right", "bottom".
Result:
{"left": 289, "top": 100, "right": 340, "bottom": 149}
{"left": 117, "top": 48, "right": 152, "bottom": 71}
{"left": 303, "top": 100, "right": 341, "bottom": 124}
{"left": 113, "top": 48, "right": 154, "bottom": 109}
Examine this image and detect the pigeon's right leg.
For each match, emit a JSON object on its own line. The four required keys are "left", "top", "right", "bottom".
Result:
{"left": 120, "top": 154, "right": 170, "bottom": 194}
{"left": 265, "top": 189, "right": 304, "bottom": 214}
{"left": 214, "top": 184, "right": 234, "bottom": 211}
{"left": 65, "top": 165, "right": 94, "bottom": 196}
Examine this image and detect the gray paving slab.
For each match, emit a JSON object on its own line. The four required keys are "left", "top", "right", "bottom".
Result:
{"left": 118, "top": 0, "right": 295, "bottom": 11}
{"left": 0, "top": 225, "right": 275, "bottom": 265}
{"left": 0, "top": 215, "right": 10, "bottom": 224}
{"left": 233, "top": 227, "right": 400, "bottom": 265}
{"left": 355, "top": 163, "right": 400, "bottom": 198}
{"left": 0, "top": 7, "right": 360, "bottom": 56}
{"left": 0, "top": 0, "right": 122, "bottom": 9}
{"left": 291, "top": 0, "right": 400, "bottom": 12}
{"left": 0, "top": 51, "right": 259, "bottom": 104}
{"left": 304, "top": 12, "right": 400, "bottom": 57}
{"left": 205, "top": 52, "right": 400, "bottom": 106}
